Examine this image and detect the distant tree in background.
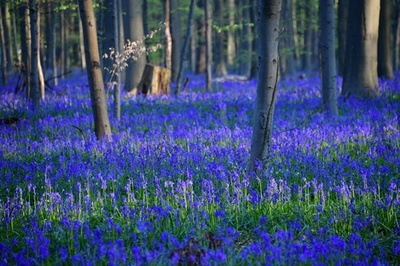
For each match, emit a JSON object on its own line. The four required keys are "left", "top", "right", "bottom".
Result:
{"left": 319, "top": 0, "right": 338, "bottom": 116}
{"left": 378, "top": 0, "right": 394, "bottom": 79}
{"left": 123, "top": 0, "right": 146, "bottom": 93}
{"left": 78, "top": 0, "right": 112, "bottom": 140}
{"left": 204, "top": 0, "right": 212, "bottom": 91}
{"left": 338, "top": 0, "right": 348, "bottom": 77}
{"left": 249, "top": 0, "right": 281, "bottom": 172}
{"left": 170, "top": 0, "right": 182, "bottom": 82}
{"left": 342, "top": 0, "right": 380, "bottom": 98}
{"left": 0, "top": 7, "right": 7, "bottom": 85}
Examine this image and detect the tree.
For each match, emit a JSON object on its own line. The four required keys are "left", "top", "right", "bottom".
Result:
{"left": 239, "top": 0, "right": 252, "bottom": 77}
{"left": 319, "top": 0, "right": 338, "bottom": 116}
{"left": 204, "top": 0, "right": 212, "bottom": 91}
{"left": 338, "top": 0, "right": 348, "bottom": 77}
{"left": 249, "top": 0, "right": 281, "bottom": 172}
{"left": 342, "top": 0, "right": 380, "bottom": 98}
{"left": 0, "top": 6, "right": 7, "bottom": 85}
{"left": 279, "top": 0, "right": 297, "bottom": 78}
{"left": 170, "top": 0, "right": 182, "bottom": 82}
{"left": 164, "top": 0, "right": 172, "bottom": 70}
{"left": 214, "top": 0, "right": 227, "bottom": 76}
{"left": 78, "top": 0, "right": 112, "bottom": 140}
{"left": 45, "top": 0, "right": 57, "bottom": 86}
{"left": 123, "top": 0, "right": 146, "bottom": 93}
{"left": 378, "top": 0, "right": 394, "bottom": 79}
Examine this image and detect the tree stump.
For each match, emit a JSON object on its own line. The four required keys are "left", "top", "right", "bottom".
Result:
{"left": 137, "top": 64, "right": 171, "bottom": 95}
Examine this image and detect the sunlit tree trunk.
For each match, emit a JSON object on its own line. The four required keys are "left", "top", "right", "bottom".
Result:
{"left": 2, "top": 4, "right": 13, "bottom": 73}
{"left": 227, "top": 0, "right": 235, "bottom": 66}
{"left": 204, "top": 0, "right": 212, "bottom": 91}
{"left": 20, "top": 4, "right": 31, "bottom": 101}
{"left": 378, "top": 0, "right": 394, "bottom": 79}
{"left": 78, "top": 0, "right": 112, "bottom": 140}
{"left": 164, "top": 0, "right": 172, "bottom": 70}
{"left": 342, "top": 0, "right": 380, "bottom": 98}
{"left": 319, "top": 0, "right": 338, "bottom": 116}
{"left": 249, "top": 0, "right": 281, "bottom": 172}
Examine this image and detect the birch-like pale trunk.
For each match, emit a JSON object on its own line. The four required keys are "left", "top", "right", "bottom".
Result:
{"left": 249, "top": 0, "right": 281, "bottom": 172}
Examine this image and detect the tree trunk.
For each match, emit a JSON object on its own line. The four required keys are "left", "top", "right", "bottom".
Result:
{"left": 342, "top": 0, "right": 380, "bottom": 98}
{"left": 196, "top": 16, "right": 206, "bottom": 73}
{"left": 113, "top": 0, "right": 121, "bottom": 121}
{"left": 338, "top": 0, "right": 348, "bottom": 76}
{"left": 239, "top": 0, "right": 252, "bottom": 77}
{"left": 175, "top": 0, "right": 195, "bottom": 94}
{"left": 170, "top": 0, "right": 182, "bottom": 82}
{"left": 45, "top": 1, "right": 57, "bottom": 86}
{"left": 78, "top": 0, "right": 112, "bottom": 141}
{"left": 22, "top": 4, "right": 31, "bottom": 101}
{"left": 249, "top": 0, "right": 281, "bottom": 172}
{"left": 319, "top": 0, "right": 338, "bottom": 116}
{"left": 227, "top": 0, "right": 236, "bottom": 66}
{"left": 378, "top": 0, "right": 394, "bottom": 79}
{"left": 302, "top": 3, "right": 313, "bottom": 72}
{"left": 214, "top": 0, "right": 227, "bottom": 76}
{"left": 134, "top": 64, "right": 171, "bottom": 95}
{"left": 29, "top": 0, "right": 40, "bottom": 107}
{"left": 279, "top": 0, "right": 296, "bottom": 78}
{"left": 392, "top": 0, "right": 400, "bottom": 71}
{"left": 164, "top": 0, "right": 172, "bottom": 69}
{"left": 204, "top": 0, "right": 212, "bottom": 91}
{"left": 36, "top": 5, "right": 44, "bottom": 100}
{"left": 190, "top": 17, "right": 197, "bottom": 72}
{"left": 103, "top": 0, "right": 115, "bottom": 81}
{"left": 2, "top": 5, "right": 13, "bottom": 72}
{"left": 0, "top": 8, "right": 7, "bottom": 85}
{"left": 124, "top": 0, "right": 146, "bottom": 93}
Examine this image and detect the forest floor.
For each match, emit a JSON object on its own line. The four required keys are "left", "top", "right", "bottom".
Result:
{"left": 0, "top": 71, "right": 399, "bottom": 265}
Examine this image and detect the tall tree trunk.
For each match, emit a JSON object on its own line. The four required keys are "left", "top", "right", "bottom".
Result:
{"left": 175, "top": 0, "right": 195, "bottom": 94}
{"left": 393, "top": 0, "right": 400, "bottom": 71}
{"left": 2, "top": 5, "right": 13, "bottom": 72}
{"left": 190, "top": 16, "right": 197, "bottom": 72}
{"left": 20, "top": 4, "right": 31, "bottom": 101}
{"left": 103, "top": 0, "right": 115, "bottom": 81}
{"left": 78, "top": 9, "right": 87, "bottom": 70}
{"left": 342, "top": 0, "right": 380, "bottom": 98}
{"left": 78, "top": 0, "right": 112, "bottom": 140}
{"left": 60, "top": 10, "right": 65, "bottom": 78}
{"left": 164, "top": 0, "right": 172, "bottom": 69}
{"left": 302, "top": 3, "right": 313, "bottom": 71}
{"left": 36, "top": 4, "right": 44, "bottom": 100}
{"left": 378, "top": 0, "right": 394, "bottom": 79}
{"left": 279, "top": 0, "right": 296, "bottom": 78}
{"left": 204, "top": 0, "right": 212, "bottom": 91}
{"left": 227, "top": 0, "right": 236, "bottom": 66}
{"left": 0, "top": 7, "right": 7, "bottom": 85}
{"left": 249, "top": 0, "right": 281, "bottom": 172}
{"left": 113, "top": 0, "right": 121, "bottom": 120}
{"left": 170, "top": 0, "right": 182, "bottom": 82}
{"left": 214, "top": 0, "right": 227, "bottom": 76}
{"left": 338, "top": 0, "right": 348, "bottom": 76}
{"left": 124, "top": 0, "right": 146, "bottom": 93}
{"left": 29, "top": 0, "right": 40, "bottom": 107}
{"left": 239, "top": 0, "right": 252, "bottom": 77}
{"left": 45, "top": 0, "right": 57, "bottom": 85}
{"left": 196, "top": 16, "right": 206, "bottom": 73}
{"left": 319, "top": 0, "right": 338, "bottom": 116}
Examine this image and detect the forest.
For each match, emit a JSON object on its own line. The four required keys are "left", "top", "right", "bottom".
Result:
{"left": 0, "top": 0, "right": 399, "bottom": 264}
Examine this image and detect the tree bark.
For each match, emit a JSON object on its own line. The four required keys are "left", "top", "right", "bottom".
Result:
{"left": 45, "top": 1, "right": 57, "bottom": 85}
{"left": 0, "top": 7, "right": 7, "bottom": 85}
{"left": 338, "top": 0, "right": 348, "bottom": 77}
{"left": 342, "top": 0, "right": 380, "bottom": 98}
{"left": 175, "top": 0, "right": 195, "bottom": 94}
{"left": 2, "top": 5, "right": 13, "bottom": 72}
{"left": 393, "top": 0, "right": 400, "bottom": 71}
{"left": 164, "top": 0, "right": 172, "bottom": 70}
{"left": 378, "top": 0, "right": 394, "bottom": 79}
{"left": 78, "top": 0, "right": 112, "bottom": 140}
{"left": 113, "top": 0, "right": 121, "bottom": 121}
{"left": 214, "top": 0, "right": 227, "bottom": 76}
{"left": 279, "top": 0, "right": 296, "bottom": 78}
{"left": 227, "top": 0, "right": 236, "bottom": 66}
{"left": 170, "top": 0, "right": 182, "bottom": 82}
{"left": 29, "top": 0, "right": 40, "bottom": 107}
{"left": 204, "top": 0, "right": 212, "bottom": 91}
{"left": 124, "top": 0, "right": 146, "bottom": 93}
{"left": 319, "top": 0, "right": 338, "bottom": 116}
{"left": 239, "top": 0, "right": 252, "bottom": 77}
{"left": 249, "top": 0, "right": 281, "bottom": 172}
